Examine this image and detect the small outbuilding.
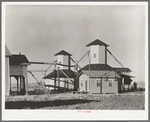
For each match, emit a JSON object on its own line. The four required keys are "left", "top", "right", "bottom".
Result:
{"left": 9, "top": 53, "right": 29, "bottom": 95}
{"left": 77, "top": 64, "right": 120, "bottom": 94}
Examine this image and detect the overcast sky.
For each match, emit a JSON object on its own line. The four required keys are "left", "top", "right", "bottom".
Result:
{"left": 5, "top": 4, "right": 146, "bottom": 83}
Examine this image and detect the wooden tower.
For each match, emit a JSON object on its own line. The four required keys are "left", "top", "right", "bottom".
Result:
{"left": 86, "top": 39, "right": 109, "bottom": 64}
{"left": 54, "top": 50, "right": 72, "bottom": 70}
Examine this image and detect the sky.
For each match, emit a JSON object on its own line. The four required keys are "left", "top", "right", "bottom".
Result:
{"left": 5, "top": 4, "right": 146, "bottom": 83}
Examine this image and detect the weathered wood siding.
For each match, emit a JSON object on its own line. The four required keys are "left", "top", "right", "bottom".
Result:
{"left": 89, "top": 78, "right": 101, "bottom": 93}
{"left": 89, "top": 78, "right": 118, "bottom": 94}
{"left": 79, "top": 74, "right": 89, "bottom": 92}
{"left": 102, "top": 78, "right": 118, "bottom": 94}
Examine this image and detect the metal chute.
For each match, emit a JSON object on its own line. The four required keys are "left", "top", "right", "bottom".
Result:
{"left": 107, "top": 49, "right": 124, "bottom": 67}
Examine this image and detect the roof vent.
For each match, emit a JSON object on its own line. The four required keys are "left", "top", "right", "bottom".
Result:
{"left": 19, "top": 52, "right": 21, "bottom": 55}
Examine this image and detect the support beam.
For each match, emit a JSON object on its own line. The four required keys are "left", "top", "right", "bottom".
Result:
{"left": 26, "top": 72, "right": 28, "bottom": 95}
{"left": 105, "top": 47, "right": 107, "bottom": 64}
{"left": 20, "top": 76, "right": 22, "bottom": 94}
{"left": 67, "top": 80, "right": 69, "bottom": 89}
{"left": 101, "top": 78, "right": 102, "bottom": 94}
{"left": 54, "top": 77, "right": 56, "bottom": 91}
{"left": 68, "top": 56, "right": 70, "bottom": 70}
{"left": 57, "top": 67, "right": 60, "bottom": 92}
{"left": 17, "top": 77, "right": 19, "bottom": 94}
{"left": 10, "top": 77, "right": 11, "bottom": 95}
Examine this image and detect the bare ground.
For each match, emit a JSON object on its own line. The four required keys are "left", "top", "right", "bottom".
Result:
{"left": 5, "top": 91, "right": 145, "bottom": 110}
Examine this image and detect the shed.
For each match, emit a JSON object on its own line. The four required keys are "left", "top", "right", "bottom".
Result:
{"left": 9, "top": 54, "right": 29, "bottom": 95}
{"left": 77, "top": 64, "right": 120, "bottom": 94}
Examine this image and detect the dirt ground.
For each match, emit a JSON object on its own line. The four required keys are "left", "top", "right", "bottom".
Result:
{"left": 5, "top": 91, "right": 145, "bottom": 110}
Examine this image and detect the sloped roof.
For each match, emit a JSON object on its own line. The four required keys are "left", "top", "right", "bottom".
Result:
{"left": 81, "top": 64, "right": 113, "bottom": 71}
{"left": 81, "top": 70, "right": 119, "bottom": 78}
{"left": 9, "top": 54, "right": 29, "bottom": 65}
{"left": 121, "top": 74, "right": 135, "bottom": 78}
{"left": 54, "top": 50, "right": 72, "bottom": 56}
{"left": 43, "top": 69, "right": 75, "bottom": 79}
{"left": 5, "top": 45, "right": 11, "bottom": 57}
{"left": 113, "top": 67, "right": 131, "bottom": 72}
{"left": 86, "top": 39, "right": 109, "bottom": 47}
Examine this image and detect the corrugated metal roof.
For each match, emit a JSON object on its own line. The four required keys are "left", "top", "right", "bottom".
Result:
{"left": 82, "top": 70, "right": 119, "bottom": 78}
{"left": 113, "top": 67, "right": 131, "bottom": 72}
{"left": 81, "top": 64, "right": 113, "bottom": 71}
{"left": 9, "top": 54, "right": 29, "bottom": 65}
{"left": 5, "top": 45, "right": 11, "bottom": 57}
{"left": 86, "top": 39, "right": 109, "bottom": 47}
{"left": 43, "top": 69, "right": 75, "bottom": 79}
{"left": 54, "top": 50, "right": 72, "bottom": 56}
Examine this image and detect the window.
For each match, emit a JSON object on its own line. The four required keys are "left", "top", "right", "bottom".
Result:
{"left": 108, "top": 80, "right": 113, "bottom": 87}
{"left": 97, "top": 79, "right": 101, "bottom": 87}
{"left": 94, "top": 54, "right": 96, "bottom": 58}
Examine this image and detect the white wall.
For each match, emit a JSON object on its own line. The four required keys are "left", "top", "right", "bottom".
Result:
{"left": 99, "top": 46, "right": 105, "bottom": 64}
{"left": 90, "top": 45, "right": 106, "bottom": 64}
{"left": 90, "top": 45, "right": 99, "bottom": 64}
{"left": 56, "top": 55, "right": 64, "bottom": 69}
{"left": 56, "top": 55, "right": 69, "bottom": 69}
{"left": 5, "top": 57, "right": 10, "bottom": 96}
{"left": 79, "top": 74, "right": 89, "bottom": 92}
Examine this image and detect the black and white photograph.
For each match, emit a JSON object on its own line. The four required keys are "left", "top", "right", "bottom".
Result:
{"left": 2, "top": 2, "right": 148, "bottom": 120}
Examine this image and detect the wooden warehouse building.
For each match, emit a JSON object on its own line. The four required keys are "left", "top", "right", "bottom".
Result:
{"left": 76, "top": 39, "right": 133, "bottom": 94}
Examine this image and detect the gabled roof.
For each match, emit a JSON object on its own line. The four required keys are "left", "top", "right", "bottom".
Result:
{"left": 81, "top": 70, "right": 119, "bottom": 78}
{"left": 43, "top": 69, "right": 75, "bottom": 79}
{"left": 9, "top": 54, "right": 29, "bottom": 65}
{"left": 86, "top": 39, "right": 109, "bottom": 47}
{"left": 5, "top": 45, "right": 11, "bottom": 57}
{"left": 54, "top": 50, "right": 72, "bottom": 56}
{"left": 81, "top": 64, "right": 113, "bottom": 71}
{"left": 113, "top": 67, "right": 131, "bottom": 72}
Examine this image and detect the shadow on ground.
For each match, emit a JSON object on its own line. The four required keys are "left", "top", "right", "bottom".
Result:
{"left": 5, "top": 99, "right": 100, "bottom": 109}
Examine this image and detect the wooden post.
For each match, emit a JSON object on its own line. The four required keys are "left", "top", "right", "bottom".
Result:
{"left": 26, "top": 72, "right": 28, "bottom": 95}
{"left": 105, "top": 47, "right": 107, "bottom": 64}
{"left": 57, "top": 67, "right": 60, "bottom": 93}
{"left": 68, "top": 56, "right": 70, "bottom": 70}
{"left": 20, "top": 76, "right": 22, "bottom": 94}
{"left": 67, "top": 80, "right": 69, "bottom": 89}
{"left": 17, "top": 77, "right": 19, "bottom": 94}
{"left": 101, "top": 78, "right": 102, "bottom": 94}
{"left": 10, "top": 77, "right": 11, "bottom": 95}
{"left": 54, "top": 70, "right": 56, "bottom": 91}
